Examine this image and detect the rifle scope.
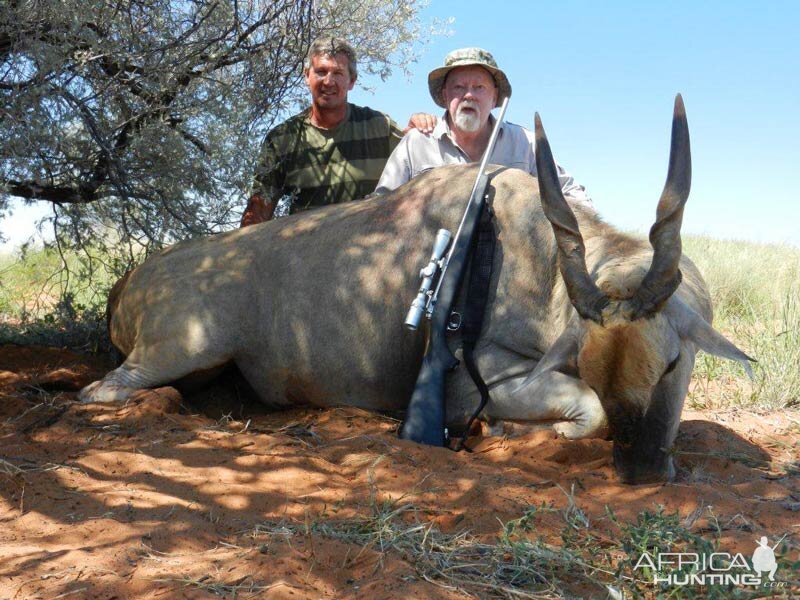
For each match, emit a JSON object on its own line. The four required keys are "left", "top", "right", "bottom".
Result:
{"left": 404, "top": 228, "right": 453, "bottom": 330}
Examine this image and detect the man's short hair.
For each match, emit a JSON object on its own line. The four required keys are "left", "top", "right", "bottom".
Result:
{"left": 304, "top": 37, "right": 358, "bottom": 80}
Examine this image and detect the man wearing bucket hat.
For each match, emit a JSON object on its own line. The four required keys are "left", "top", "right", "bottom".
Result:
{"left": 374, "top": 47, "right": 591, "bottom": 205}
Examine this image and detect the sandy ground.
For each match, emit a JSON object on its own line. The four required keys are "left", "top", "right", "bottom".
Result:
{"left": 1, "top": 344, "right": 798, "bottom": 599}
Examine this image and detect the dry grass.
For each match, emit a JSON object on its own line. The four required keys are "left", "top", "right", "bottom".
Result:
{"left": 244, "top": 490, "right": 799, "bottom": 599}
{"left": 683, "top": 236, "right": 800, "bottom": 409}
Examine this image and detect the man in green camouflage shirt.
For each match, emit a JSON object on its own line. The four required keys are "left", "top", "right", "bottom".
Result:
{"left": 241, "top": 37, "right": 433, "bottom": 225}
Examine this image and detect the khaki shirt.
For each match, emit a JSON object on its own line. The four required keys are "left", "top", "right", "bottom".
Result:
{"left": 375, "top": 114, "right": 592, "bottom": 207}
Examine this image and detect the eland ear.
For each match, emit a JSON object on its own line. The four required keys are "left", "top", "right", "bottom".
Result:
{"left": 667, "top": 300, "right": 755, "bottom": 378}
{"left": 530, "top": 320, "right": 581, "bottom": 378}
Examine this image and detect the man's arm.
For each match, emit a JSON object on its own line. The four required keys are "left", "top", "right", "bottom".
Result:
{"left": 374, "top": 132, "right": 414, "bottom": 195}
{"left": 240, "top": 194, "right": 276, "bottom": 227}
{"left": 555, "top": 164, "right": 593, "bottom": 208}
{"left": 241, "top": 134, "right": 283, "bottom": 228}
{"left": 522, "top": 127, "right": 593, "bottom": 208}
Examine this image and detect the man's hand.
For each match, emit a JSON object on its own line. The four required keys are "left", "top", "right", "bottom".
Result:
{"left": 404, "top": 113, "right": 438, "bottom": 135}
{"left": 240, "top": 194, "right": 275, "bottom": 228}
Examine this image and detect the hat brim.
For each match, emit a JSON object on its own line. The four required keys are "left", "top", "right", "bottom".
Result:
{"left": 428, "top": 62, "right": 512, "bottom": 108}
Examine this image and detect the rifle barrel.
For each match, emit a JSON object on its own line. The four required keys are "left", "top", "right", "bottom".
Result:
{"left": 432, "top": 96, "right": 510, "bottom": 303}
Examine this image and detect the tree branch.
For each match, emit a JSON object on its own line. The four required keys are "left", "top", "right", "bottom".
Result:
{"left": 3, "top": 179, "right": 98, "bottom": 203}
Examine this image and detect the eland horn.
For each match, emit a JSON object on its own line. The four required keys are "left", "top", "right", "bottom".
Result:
{"left": 626, "top": 94, "right": 692, "bottom": 319}
{"left": 534, "top": 113, "right": 609, "bottom": 323}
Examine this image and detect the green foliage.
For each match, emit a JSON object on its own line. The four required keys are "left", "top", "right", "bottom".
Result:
{"left": 0, "top": 245, "right": 115, "bottom": 352}
{"left": 617, "top": 509, "right": 713, "bottom": 579}
{"left": 0, "top": 297, "right": 111, "bottom": 354}
{"left": 1, "top": 0, "right": 441, "bottom": 259}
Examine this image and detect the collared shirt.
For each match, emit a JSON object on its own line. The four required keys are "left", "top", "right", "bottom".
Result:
{"left": 374, "top": 113, "right": 592, "bottom": 207}
{"left": 253, "top": 103, "right": 404, "bottom": 215}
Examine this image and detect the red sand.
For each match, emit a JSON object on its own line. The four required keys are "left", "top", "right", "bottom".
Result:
{"left": 1, "top": 345, "right": 798, "bottom": 598}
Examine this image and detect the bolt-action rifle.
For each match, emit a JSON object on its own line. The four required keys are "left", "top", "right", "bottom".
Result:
{"left": 400, "top": 97, "right": 509, "bottom": 445}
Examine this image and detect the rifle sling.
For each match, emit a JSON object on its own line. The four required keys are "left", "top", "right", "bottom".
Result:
{"left": 454, "top": 198, "right": 496, "bottom": 452}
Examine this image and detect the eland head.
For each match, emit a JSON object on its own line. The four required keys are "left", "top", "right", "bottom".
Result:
{"left": 534, "top": 96, "right": 753, "bottom": 483}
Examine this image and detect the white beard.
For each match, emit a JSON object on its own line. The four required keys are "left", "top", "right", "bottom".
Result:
{"left": 454, "top": 103, "right": 482, "bottom": 132}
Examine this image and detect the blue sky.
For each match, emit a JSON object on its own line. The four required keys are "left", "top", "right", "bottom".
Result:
{"left": 350, "top": 0, "right": 800, "bottom": 246}
{"left": 2, "top": 1, "right": 798, "bottom": 249}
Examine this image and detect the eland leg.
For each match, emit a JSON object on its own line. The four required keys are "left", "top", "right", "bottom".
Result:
{"left": 79, "top": 343, "right": 230, "bottom": 404}
{"left": 487, "top": 369, "right": 608, "bottom": 439}
{"left": 79, "top": 362, "right": 162, "bottom": 403}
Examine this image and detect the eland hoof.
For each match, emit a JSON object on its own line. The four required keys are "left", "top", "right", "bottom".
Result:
{"left": 78, "top": 379, "right": 137, "bottom": 404}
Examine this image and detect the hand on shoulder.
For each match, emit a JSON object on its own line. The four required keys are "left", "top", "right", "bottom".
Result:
{"left": 404, "top": 113, "right": 438, "bottom": 135}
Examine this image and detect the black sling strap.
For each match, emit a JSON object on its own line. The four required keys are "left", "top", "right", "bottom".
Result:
{"left": 454, "top": 198, "right": 496, "bottom": 451}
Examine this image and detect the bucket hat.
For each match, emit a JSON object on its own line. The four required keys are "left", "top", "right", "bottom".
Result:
{"left": 428, "top": 47, "right": 512, "bottom": 108}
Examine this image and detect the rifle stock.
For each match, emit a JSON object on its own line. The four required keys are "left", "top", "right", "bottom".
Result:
{"left": 399, "top": 333, "right": 457, "bottom": 445}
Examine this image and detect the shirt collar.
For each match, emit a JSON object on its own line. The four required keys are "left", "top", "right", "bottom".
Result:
{"left": 304, "top": 103, "right": 351, "bottom": 131}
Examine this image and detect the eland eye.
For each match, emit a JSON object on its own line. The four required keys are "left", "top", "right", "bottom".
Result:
{"left": 664, "top": 353, "right": 680, "bottom": 376}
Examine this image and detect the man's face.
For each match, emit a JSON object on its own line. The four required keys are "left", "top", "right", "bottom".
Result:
{"left": 442, "top": 66, "right": 498, "bottom": 133}
{"left": 305, "top": 52, "right": 355, "bottom": 111}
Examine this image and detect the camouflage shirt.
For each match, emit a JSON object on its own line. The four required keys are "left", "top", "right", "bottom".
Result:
{"left": 253, "top": 104, "right": 404, "bottom": 215}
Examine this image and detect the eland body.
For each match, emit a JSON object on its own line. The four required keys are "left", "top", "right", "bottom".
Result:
{"left": 81, "top": 96, "right": 751, "bottom": 483}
